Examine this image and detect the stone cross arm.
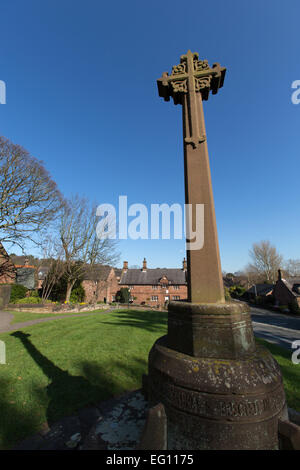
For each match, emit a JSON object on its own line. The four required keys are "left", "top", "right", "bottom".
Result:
{"left": 157, "top": 50, "right": 226, "bottom": 105}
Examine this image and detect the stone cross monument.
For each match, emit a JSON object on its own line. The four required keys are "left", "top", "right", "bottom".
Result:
{"left": 140, "top": 50, "right": 289, "bottom": 450}
{"left": 157, "top": 49, "right": 225, "bottom": 303}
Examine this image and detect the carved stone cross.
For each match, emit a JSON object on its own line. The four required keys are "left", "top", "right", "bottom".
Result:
{"left": 143, "top": 52, "right": 288, "bottom": 452}
{"left": 157, "top": 50, "right": 226, "bottom": 303}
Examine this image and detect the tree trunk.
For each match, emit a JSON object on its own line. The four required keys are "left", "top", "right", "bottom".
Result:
{"left": 65, "top": 280, "right": 75, "bottom": 302}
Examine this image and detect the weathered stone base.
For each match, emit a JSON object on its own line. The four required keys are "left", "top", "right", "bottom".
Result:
{"left": 145, "top": 301, "right": 288, "bottom": 450}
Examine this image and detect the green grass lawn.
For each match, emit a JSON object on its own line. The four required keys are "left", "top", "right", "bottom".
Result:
{"left": 7, "top": 308, "right": 106, "bottom": 324}
{"left": 0, "top": 309, "right": 298, "bottom": 449}
{"left": 0, "top": 309, "right": 167, "bottom": 449}
{"left": 255, "top": 338, "right": 300, "bottom": 413}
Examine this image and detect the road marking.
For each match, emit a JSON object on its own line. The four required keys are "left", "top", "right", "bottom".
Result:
{"left": 252, "top": 321, "right": 300, "bottom": 335}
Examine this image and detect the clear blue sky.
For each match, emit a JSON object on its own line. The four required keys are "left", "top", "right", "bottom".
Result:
{"left": 1, "top": 0, "right": 299, "bottom": 272}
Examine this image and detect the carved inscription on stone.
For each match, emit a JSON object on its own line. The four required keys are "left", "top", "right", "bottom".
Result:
{"left": 149, "top": 372, "right": 285, "bottom": 421}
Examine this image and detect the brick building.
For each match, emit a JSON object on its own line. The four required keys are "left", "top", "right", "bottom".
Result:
{"left": 245, "top": 283, "right": 274, "bottom": 302}
{"left": 272, "top": 269, "right": 300, "bottom": 307}
{"left": 0, "top": 243, "right": 16, "bottom": 284}
{"left": 118, "top": 258, "right": 188, "bottom": 307}
{"left": 0, "top": 244, "right": 36, "bottom": 288}
{"left": 82, "top": 265, "right": 122, "bottom": 303}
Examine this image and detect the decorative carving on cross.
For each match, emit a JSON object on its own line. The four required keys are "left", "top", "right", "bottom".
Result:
{"left": 157, "top": 50, "right": 226, "bottom": 149}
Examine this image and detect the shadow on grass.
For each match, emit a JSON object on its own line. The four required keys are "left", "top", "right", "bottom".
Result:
{"left": 105, "top": 309, "right": 167, "bottom": 333}
{"left": 256, "top": 338, "right": 300, "bottom": 411}
{"left": 2, "top": 331, "right": 148, "bottom": 449}
{"left": 0, "top": 377, "right": 44, "bottom": 450}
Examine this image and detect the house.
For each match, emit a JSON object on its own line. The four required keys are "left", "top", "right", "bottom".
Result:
{"left": 0, "top": 250, "right": 37, "bottom": 289}
{"left": 14, "top": 258, "right": 36, "bottom": 290}
{"left": 82, "top": 265, "right": 122, "bottom": 303}
{"left": 36, "top": 263, "right": 122, "bottom": 302}
{"left": 272, "top": 269, "right": 300, "bottom": 307}
{"left": 118, "top": 258, "right": 188, "bottom": 306}
{"left": 245, "top": 283, "right": 274, "bottom": 302}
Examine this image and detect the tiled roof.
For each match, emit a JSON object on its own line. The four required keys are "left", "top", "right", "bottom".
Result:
{"left": 282, "top": 278, "right": 300, "bottom": 296}
{"left": 82, "top": 265, "right": 112, "bottom": 281}
{"left": 120, "top": 268, "right": 187, "bottom": 285}
{"left": 247, "top": 283, "right": 274, "bottom": 295}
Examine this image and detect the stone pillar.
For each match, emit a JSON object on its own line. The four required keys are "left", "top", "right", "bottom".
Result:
{"left": 183, "top": 90, "right": 224, "bottom": 303}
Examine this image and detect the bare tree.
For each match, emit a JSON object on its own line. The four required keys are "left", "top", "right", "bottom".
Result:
{"left": 284, "top": 259, "right": 300, "bottom": 277}
{"left": 242, "top": 265, "right": 264, "bottom": 287}
{"left": 248, "top": 240, "right": 283, "bottom": 283}
{"left": 39, "top": 237, "right": 65, "bottom": 301}
{"left": 57, "top": 195, "right": 119, "bottom": 302}
{"left": 0, "top": 136, "right": 63, "bottom": 248}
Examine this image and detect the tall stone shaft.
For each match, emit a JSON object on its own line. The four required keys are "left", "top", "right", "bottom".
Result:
{"left": 183, "top": 92, "right": 224, "bottom": 303}
{"left": 157, "top": 49, "right": 226, "bottom": 303}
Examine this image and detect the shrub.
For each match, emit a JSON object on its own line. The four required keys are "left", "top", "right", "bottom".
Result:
{"left": 29, "top": 290, "right": 40, "bottom": 298}
{"left": 224, "top": 287, "right": 231, "bottom": 301}
{"left": 15, "top": 296, "right": 42, "bottom": 304}
{"left": 288, "top": 299, "right": 300, "bottom": 315}
{"left": 265, "top": 294, "right": 275, "bottom": 305}
{"left": 115, "top": 288, "right": 130, "bottom": 303}
{"left": 10, "top": 284, "right": 28, "bottom": 303}
{"left": 70, "top": 284, "right": 85, "bottom": 303}
{"left": 279, "top": 305, "right": 288, "bottom": 312}
{"left": 229, "top": 285, "right": 246, "bottom": 298}
{"left": 49, "top": 278, "right": 84, "bottom": 303}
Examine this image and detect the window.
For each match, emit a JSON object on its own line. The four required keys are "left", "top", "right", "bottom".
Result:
{"left": 152, "top": 285, "right": 158, "bottom": 290}
{"left": 173, "top": 285, "right": 179, "bottom": 290}
{"left": 172, "top": 296, "right": 180, "bottom": 300}
{"left": 151, "top": 296, "right": 158, "bottom": 301}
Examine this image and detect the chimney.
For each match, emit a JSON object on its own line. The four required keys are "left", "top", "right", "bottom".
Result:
{"left": 142, "top": 258, "right": 147, "bottom": 272}
{"left": 182, "top": 257, "right": 187, "bottom": 271}
{"left": 278, "top": 269, "right": 282, "bottom": 281}
{"left": 24, "top": 257, "right": 29, "bottom": 267}
{"left": 123, "top": 261, "right": 128, "bottom": 272}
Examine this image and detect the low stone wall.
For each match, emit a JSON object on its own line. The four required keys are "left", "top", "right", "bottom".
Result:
{"left": 6, "top": 302, "right": 111, "bottom": 314}
{"left": 0, "top": 284, "right": 12, "bottom": 308}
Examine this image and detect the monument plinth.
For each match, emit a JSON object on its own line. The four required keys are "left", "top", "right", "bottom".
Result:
{"left": 141, "top": 51, "right": 288, "bottom": 450}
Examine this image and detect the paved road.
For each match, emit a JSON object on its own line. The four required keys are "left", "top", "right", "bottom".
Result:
{"left": 250, "top": 306, "right": 300, "bottom": 351}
